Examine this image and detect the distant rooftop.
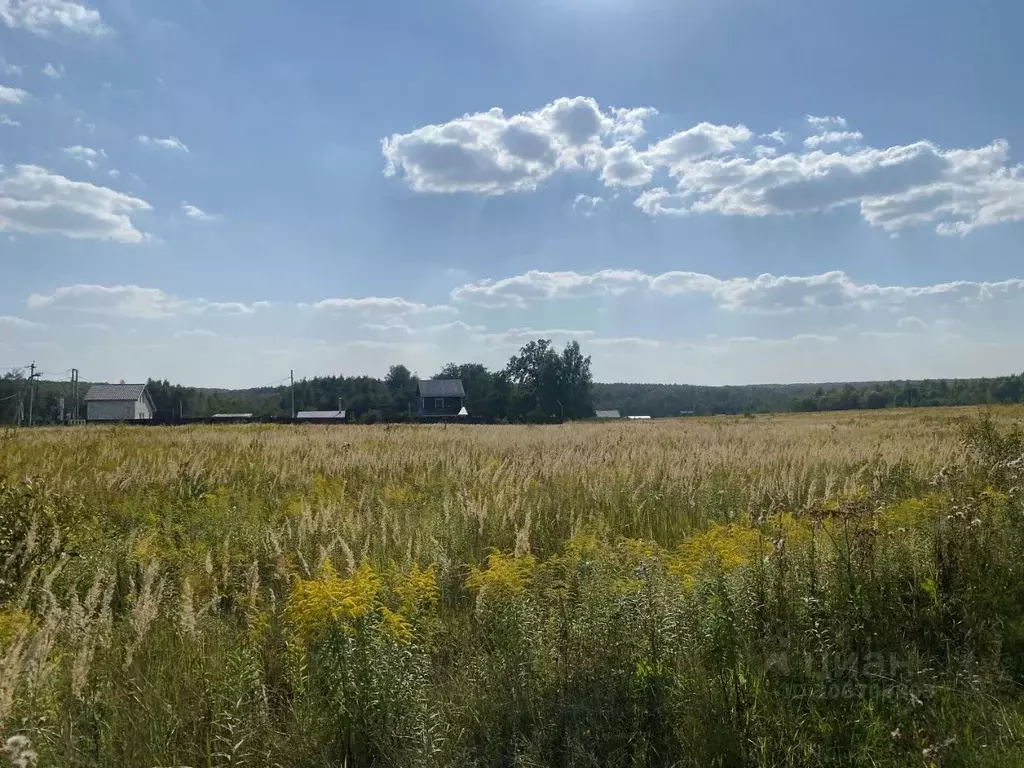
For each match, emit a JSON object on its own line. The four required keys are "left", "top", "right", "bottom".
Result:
{"left": 628, "top": 415, "right": 652, "bottom": 420}
{"left": 84, "top": 383, "right": 148, "bottom": 402}
{"left": 595, "top": 409, "right": 621, "bottom": 418}
{"left": 296, "top": 410, "right": 346, "bottom": 419}
{"left": 418, "top": 379, "right": 465, "bottom": 398}
{"left": 212, "top": 413, "right": 252, "bottom": 419}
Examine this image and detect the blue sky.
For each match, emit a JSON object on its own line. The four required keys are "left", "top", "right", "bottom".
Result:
{"left": 2, "top": 0, "right": 1023, "bottom": 387}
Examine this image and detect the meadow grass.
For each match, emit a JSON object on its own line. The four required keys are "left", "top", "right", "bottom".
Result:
{"left": 2, "top": 407, "right": 1024, "bottom": 766}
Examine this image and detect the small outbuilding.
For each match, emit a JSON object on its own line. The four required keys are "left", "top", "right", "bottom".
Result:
{"left": 212, "top": 413, "right": 253, "bottom": 423}
{"left": 417, "top": 379, "right": 465, "bottom": 417}
{"left": 595, "top": 409, "right": 621, "bottom": 419}
{"left": 84, "top": 383, "right": 155, "bottom": 422}
{"left": 296, "top": 410, "right": 346, "bottom": 422}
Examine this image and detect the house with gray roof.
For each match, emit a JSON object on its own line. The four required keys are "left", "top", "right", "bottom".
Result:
{"left": 84, "top": 383, "right": 155, "bottom": 422}
{"left": 417, "top": 379, "right": 465, "bottom": 417}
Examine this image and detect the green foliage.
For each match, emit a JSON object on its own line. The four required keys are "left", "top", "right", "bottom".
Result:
{"left": 3, "top": 412, "right": 1024, "bottom": 766}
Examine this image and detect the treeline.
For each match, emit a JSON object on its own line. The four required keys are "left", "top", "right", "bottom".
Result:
{"left": 149, "top": 339, "right": 595, "bottom": 423}
{"left": 593, "top": 374, "right": 1024, "bottom": 416}
{"left": 6, "top": 342, "right": 1024, "bottom": 424}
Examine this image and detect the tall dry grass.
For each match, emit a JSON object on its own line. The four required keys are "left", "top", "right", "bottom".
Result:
{"left": 1, "top": 407, "right": 1023, "bottom": 766}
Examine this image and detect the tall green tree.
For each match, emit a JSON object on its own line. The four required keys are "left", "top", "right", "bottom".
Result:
{"left": 505, "top": 339, "right": 594, "bottom": 420}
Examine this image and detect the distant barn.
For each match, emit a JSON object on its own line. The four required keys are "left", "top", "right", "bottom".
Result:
{"left": 84, "top": 383, "right": 155, "bottom": 422}
{"left": 595, "top": 409, "right": 621, "bottom": 419}
{"left": 417, "top": 379, "right": 465, "bottom": 417}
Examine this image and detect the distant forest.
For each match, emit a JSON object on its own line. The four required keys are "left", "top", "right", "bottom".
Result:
{"left": 3, "top": 336, "right": 1024, "bottom": 424}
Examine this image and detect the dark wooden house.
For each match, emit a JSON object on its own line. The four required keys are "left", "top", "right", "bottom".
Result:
{"left": 417, "top": 379, "right": 465, "bottom": 417}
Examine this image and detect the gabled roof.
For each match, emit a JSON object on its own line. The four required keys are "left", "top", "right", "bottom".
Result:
{"left": 595, "top": 410, "right": 621, "bottom": 418}
{"left": 84, "top": 383, "right": 148, "bottom": 402}
{"left": 296, "top": 410, "right": 346, "bottom": 419}
{"left": 418, "top": 379, "right": 465, "bottom": 398}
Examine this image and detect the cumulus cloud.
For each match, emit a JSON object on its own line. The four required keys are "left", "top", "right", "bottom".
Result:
{"left": 0, "top": 0, "right": 108, "bottom": 36}
{"left": 0, "top": 113, "right": 18, "bottom": 127}
{"left": 0, "top": 315, "right": 41, "bottom": 328}
{"left": 474, "top": 327, "right": 596, "bottom": 347}
{"left": 181, "top": 202, "right": 219, "bottom": 221}
{"left": 451, "top": 267, "right": 1024, "bottom": 315}
{"left": 62, "top": 145, "right": 106, "bottom": 168}
{"left": 642, "top": 138, "right": 1024, "bottom": 235}
{"left": 572, "top": 193, "right": 603, "bottom": 216}
{"left": 382, "top": 97, "right": 658, "bottom": 195}
{"left": 41, "top": 62, "right": 63, "bottom": 79}
{"left": 138, "top": 135, "right": 189, "bottom": 152}
{"left": 0, "top": 84, "right": 29, "bottom": 103}
{"left": 451, "top": 269, "right": 652, "bottom": 308}
{"left": 27, "top": 284, "right": 268, "bottom": 318}
{"left": 806, "top": 115, "right": 847, "bottom": 130}
{"left": 304, "top": 296, "right": 457, "bottom": 318}
{"left": 804, "top": 130, "right": 864, "bottom": 149}
{"left": 384, "top": 98, "right": 1024, "bottom": 235}
{"left": 0, "top": 165, "right": 150, "bottom": 242}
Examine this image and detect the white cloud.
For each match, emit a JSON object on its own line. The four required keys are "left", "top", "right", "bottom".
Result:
{"left": 803, "top": 130, "right": 864, "bottom": 149}
{"left": 451, "top": 267, "right": 1024, "bottom": 316}
{"left": 0, "top": 113, "right": 18, "bottom": 127}
{"left": 138, "top": 135, "right": 189, "bottom": 153}
{"left": 0, "top": 0, "right": 107, "bottom": 36}
{"left": 600, "top": 142, "right": 653, "bottom": 187}
{"left": 360, "top": 319, "right": 486, "bottom": 340}
{"left": 0, "top": 165, "right": 150, "bottom": 242}
{"left": 27, "top": 284, "right": 268, "bottom": 319}
{"left": 385, "top": 99, "right": 1024, "bottom": 235}
{"left": 62, "top": 145, "right": 106, "bottom": 168}
{"left": 806, "top": 115, "right": 847, "bottom": 130}
{"left": 474, "top": 327, "right": 595, "bottom": 347}
{"left": 181, "top": 202, "right": 219, "bottom": 221}
{"left": 572, "top": 193, "right": 603, "bottom": 216}
{"left": 0, "top": 85, "right": 29, "bottom": 104}
{"left": 382, "top": 96, "right": 655, "bottom": 195}
{"left": 304, "top": 296, "right": 457, "bottom": 318}
{"left": 451, "top": 269, "right": 652, "bottom": 308}
{"left": 0, "top": 315, "right": 41, "bottom": 328}
{"left": 0, "top": 57, "right": 22, "bottom": 76}
{"left": 644, "top": 138, "right": 1024, "bottom": 234}
{"left": 642, "top": 122, "right": 752, "bottom": 169}
{"left": 41, "top": 62, "right": 64, "bottom": 79}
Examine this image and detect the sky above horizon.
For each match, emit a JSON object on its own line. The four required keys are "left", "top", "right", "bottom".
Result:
{"left": 2, "top": 0, "right": 1023, "bottom": 388}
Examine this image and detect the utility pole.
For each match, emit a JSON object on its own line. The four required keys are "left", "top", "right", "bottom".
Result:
{"left": 290, "top": 369, "right": 295, "bottom": 419}
{"left": 70, "top": 368, "right": 79, "bottom": 421}
{"left": 27, "top": 362, "right": 40, "bottom": 426}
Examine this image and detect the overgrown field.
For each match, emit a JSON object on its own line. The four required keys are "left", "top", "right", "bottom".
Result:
{"left": 3, "top": 408, "right": 1024, "bottom": 767}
